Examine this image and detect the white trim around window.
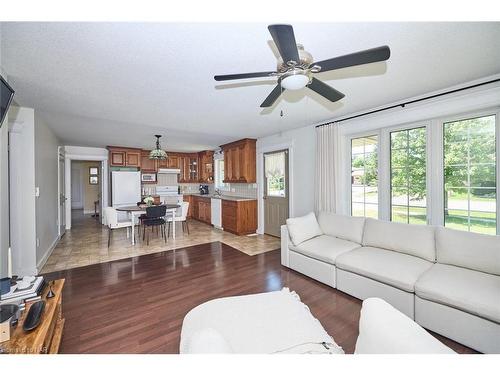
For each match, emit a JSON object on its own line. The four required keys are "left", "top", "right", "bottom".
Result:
{"left": 344, "top": 106, "right": 500, "bottom": 234}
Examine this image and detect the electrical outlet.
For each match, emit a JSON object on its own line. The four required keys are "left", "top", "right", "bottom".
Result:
{"left": 35, "top": 187, "right": 40, "bottom": 197}
{"left": 36, "top": 238, "right": 40, "bottom": 247}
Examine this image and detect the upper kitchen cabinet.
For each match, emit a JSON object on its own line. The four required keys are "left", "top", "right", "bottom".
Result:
{"left": 108, "top": 146, "right": 142, "bottom": 168}
{"left": 140, "top": 150, "right": 157, "bottom": 172}
{"left": 178, "top": 153, "right": 199, "bottom": 183}
{"left": 220, "top": 138, "right": 256, "bottom": 183}
{"left": 157, "top": 153, "right": 180, "bottom": 169}
{"left": 198, "top": 150, "right": 214, "bottom": 183}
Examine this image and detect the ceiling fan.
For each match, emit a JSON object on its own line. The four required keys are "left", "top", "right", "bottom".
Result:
{"left": 214, "top": 24, "right": 391, "bottom": 108}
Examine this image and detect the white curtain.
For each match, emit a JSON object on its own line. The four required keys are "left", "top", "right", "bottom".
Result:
{"left": 264, "top": 152, "right": 285, "bottom": 178}
{"left": 315, "top": 123, "right": 340, "bottom": 213}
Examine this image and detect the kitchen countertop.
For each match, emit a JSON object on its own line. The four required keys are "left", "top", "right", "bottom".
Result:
{"left": 184, "top": 193, "right": 257, "bottom": 202}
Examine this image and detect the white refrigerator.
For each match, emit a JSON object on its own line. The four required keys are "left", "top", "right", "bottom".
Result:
{"left": 111, "top": 171, "right": 141, "bottom": 219}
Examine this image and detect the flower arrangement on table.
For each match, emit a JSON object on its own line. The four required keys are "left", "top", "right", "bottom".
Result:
{"left": 143, "top": 196, "right": 155, "bottom": 206}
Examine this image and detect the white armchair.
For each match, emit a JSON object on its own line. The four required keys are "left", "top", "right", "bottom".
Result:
{"left": 103, "top": 207, "right": 133, "bottom": 248}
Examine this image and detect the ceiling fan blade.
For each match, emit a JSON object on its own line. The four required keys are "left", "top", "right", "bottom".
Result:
{"left": 313, "top": 46, "right": 391, "bottom": 72}
{"left": 214, "top": 71, "right": 276, "bottom": 81}
{"left": 268, "top": 24, "right": 300, "bottom": 64}
{"left": 260, "top": 85, "right": 284, "bottom": 108}
{"left": 307, "top": 77, "right": 345, "bottom": 102}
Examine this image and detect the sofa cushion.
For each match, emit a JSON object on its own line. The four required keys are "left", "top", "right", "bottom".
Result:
{"left": 317, "top": 212, "right": 365, "bottom": 244}
{"left": 436, "top": 226, "right": 500, "bottom": 276}
{"left": 290, "top": 235, "right": 361, "bottom": 265}
{"left": 415, "top": 263, "right": 500, "bottom": 324}
{"left": 286, "top": 212, "right": 323, "bottom": 246}
{"left": 362, "top": 218, "right": 436, "bottom": 262}
{"left": 336, "top": 247, "right": 434, "bottom": 292}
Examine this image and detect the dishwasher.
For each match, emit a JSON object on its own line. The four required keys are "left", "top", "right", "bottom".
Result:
{"left": 210, "top": 198, "right": 222, "bottom": 229}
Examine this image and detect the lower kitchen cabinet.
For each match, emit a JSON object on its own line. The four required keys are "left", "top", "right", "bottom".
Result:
{"left": 222, "top": 199, "right": 257, "bottom": 235}
{"left": 192, "top": 196, "right": 211, "bottom": 224}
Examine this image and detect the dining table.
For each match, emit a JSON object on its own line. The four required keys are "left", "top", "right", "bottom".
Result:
{"left": 116, "top": 204, "right": 181, "bottom": 245}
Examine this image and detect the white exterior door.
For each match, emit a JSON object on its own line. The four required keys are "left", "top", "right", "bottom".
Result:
{"left": 264, "top": 150, "right": 289, "bottom": 237}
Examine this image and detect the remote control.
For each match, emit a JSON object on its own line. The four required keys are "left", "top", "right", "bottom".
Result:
{"left": 23, "top": 300, "right": 46, "bottom": 331}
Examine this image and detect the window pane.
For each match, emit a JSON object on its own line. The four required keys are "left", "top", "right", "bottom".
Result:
{"left": 265, "top": 152, "right": 286, "bottom": 197}
{"left": 390, "top": 127, "right": 427, "bottom": 224}
{"left": 444, "top": 115, "right": 497, "bottom": 234}
{"left": 351, "top": 136, "right": 378, "bottom": 218}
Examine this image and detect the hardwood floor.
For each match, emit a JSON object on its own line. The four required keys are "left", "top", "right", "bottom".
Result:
{"left": 42, "top": 210, "right": 280, "bottom": 273}
{"left": 42, "top": 242, "right": 476, "bottom": 354}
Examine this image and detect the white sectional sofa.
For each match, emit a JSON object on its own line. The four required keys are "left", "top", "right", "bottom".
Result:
{"left": 281, "top": 212, "right": 500, "bottom": 353}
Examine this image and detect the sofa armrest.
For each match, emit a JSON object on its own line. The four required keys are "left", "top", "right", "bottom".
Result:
{"left": 281, "top": 225, "right": 291, "bottom": 267}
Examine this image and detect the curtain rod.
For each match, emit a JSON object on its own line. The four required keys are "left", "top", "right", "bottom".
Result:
{"left": 315, "top": 78, "right": 500, "bottom": 128}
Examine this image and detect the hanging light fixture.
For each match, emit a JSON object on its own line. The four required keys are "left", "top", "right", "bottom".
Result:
{"left": 149, "top": 134, "right": 168, "bottom": 160}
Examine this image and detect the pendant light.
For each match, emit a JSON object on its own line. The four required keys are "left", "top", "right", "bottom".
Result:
{"left": 149, "top": 135, "right": 168, "bottom": 160}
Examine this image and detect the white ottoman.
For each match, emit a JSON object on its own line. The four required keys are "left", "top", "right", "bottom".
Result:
{"left": 180, "top": 288, "right": 344, "bottom": 354}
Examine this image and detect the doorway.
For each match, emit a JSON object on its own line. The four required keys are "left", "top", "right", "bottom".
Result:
{"left": 69, "top": 160, "right": 102, "bottom": 222}
{"left": 263, "top": 149, "right": 289, "bottom": 237}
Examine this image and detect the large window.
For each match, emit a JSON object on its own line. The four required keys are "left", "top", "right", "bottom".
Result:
{"left": 390, "top": 127, "right": 427, "bottom": 224}
{"left": 443, "top": 115, "right": 497, "bottom": 234}
{"left": 214, "top": 158, "right": 226, "bottom": 190}
{"left": 351, "top": 135, "right": 378, "bottom": 218}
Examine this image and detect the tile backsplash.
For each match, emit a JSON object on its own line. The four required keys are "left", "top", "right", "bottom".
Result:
{"left": 220, "top": 183, "right": 257, "bottom": 199}
{"left": 179, "top": 182, "right": 257, "bottom": 199}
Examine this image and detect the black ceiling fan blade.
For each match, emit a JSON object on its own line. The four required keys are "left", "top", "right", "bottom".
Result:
{"left": 307, "top": 77, "right": 345, "bottom": 102}
{"left": 268, "top": 24, "right": 300, "bottom": 64}
{"left": 260, "top": 85, "right": 284, "bottom": 108}
{"left": 313, "top": 45, "right": 391, "bottom": 72}
{"left": 214, "top": 71, "right": 276, "bottom": 81}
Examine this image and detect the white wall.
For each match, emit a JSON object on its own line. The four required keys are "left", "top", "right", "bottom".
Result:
{"left": 34, "top": 115, "right": 61, "bottom": 268}
{"left": 256, "top": 124, "right": 316, "bottom": 232}
{"left": 9, "top": 106, "right": 37, "bottom": 276}
{"left": 255, "top": 76, "right": 500, "bottom": 233}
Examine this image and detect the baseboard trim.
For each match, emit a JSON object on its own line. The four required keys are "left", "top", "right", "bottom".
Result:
{"left": 36, "top": 236, "right": 60, "bottom": 273}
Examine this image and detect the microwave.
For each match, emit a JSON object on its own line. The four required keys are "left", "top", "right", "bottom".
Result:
{"left": 141, "top": 173, "right": 157, "bottom": 183}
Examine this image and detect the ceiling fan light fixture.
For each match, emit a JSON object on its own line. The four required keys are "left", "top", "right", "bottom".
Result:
{"left": 149, "top": 134, "right": 168, "bottom": 160}
{"left": 280, "top": 73, "right": 310, "bottom": 90}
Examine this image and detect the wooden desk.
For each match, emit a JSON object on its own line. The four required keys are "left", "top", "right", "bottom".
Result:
{"left": 0, "top": 279, "right": 65, "bottom": 354}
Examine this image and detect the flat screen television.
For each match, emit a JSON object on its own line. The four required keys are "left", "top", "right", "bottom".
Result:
{"left": 0, "top": 74, "right": 15, "bottom": 128}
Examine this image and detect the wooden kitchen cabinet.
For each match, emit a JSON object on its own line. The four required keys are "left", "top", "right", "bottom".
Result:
{"left": 198, "top": 150, "right": 214, "bottom": 183}
{"left": 222, "top": 199, "right": 257, "bottom": 235}
{"left": 108, "top": 147, "right": 142, "bottom": 168}
{"left": 193, "top": 196, "right": 211, "bottom": 224}
{"left": 220, "top": 138, "right": 256, "bottom": 183}
{"left": 140, "top": 150, "right": 157, "bottom": 172}
{"left": 157, "top": 153, "right": 180, "bottom": 169}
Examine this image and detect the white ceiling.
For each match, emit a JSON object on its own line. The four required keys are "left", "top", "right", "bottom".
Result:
{"left": 2, "top": 22, "right": 500, "bottom": 151}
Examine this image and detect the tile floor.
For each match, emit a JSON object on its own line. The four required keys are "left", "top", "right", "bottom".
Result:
{"left": 41, "top": 210, "right": 281, "bottom": 273}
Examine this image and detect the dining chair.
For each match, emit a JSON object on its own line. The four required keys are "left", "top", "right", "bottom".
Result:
{"left": 143, "top": 205, "right": 167, "bottom": 245}
{"left": 103, "top": 207, "right": 133, "bottom": 248}
{"left": 167, "top": 202, "right": 190, "bottom": 237}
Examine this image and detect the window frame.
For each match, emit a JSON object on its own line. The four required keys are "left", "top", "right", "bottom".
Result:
{"left": 440, "top": 109, "right": 499, "bottom": 234}
{"left": 343, "top": 106, "right": 500, "bottom": 235}
{"left": 214, "top": 157, "right": 228, "bottom": 191}
{"left": 348, "top": 132, "right": 381, "bottom": 219}
{"left": 388, "top": 124, "right": 429, "bottom": 225}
